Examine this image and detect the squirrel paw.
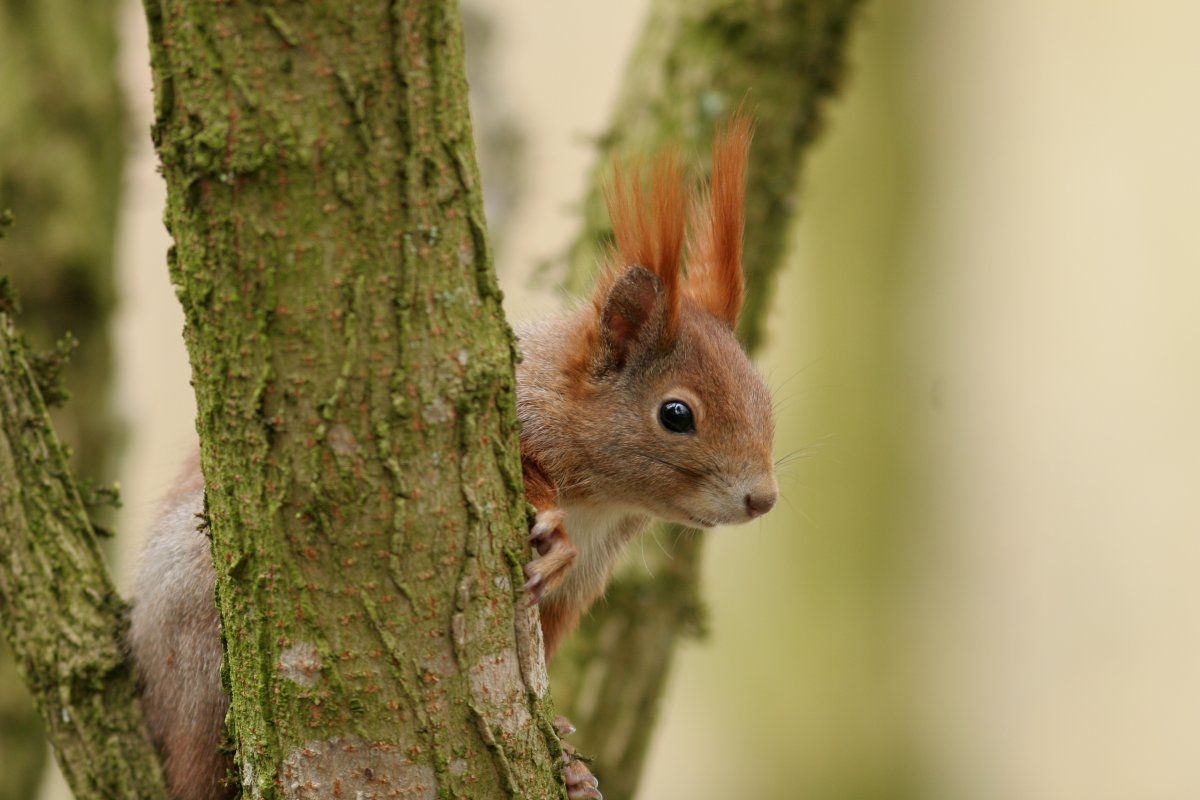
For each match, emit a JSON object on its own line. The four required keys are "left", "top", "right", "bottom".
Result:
{"left": 523, "top": 508, "right": 575, "bottom": 605}
{"left": 561, "top": 742, "right": 602, "bottom": 800}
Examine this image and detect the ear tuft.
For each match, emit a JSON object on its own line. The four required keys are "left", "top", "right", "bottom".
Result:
{"left": 686, "top": 113, "right": 753, "bottom": 328}
{"left": 603, "top": 149, "right": 687, "bottom": 337}
{"left": 599, "top": 266, "right": 665, "bottom": 371}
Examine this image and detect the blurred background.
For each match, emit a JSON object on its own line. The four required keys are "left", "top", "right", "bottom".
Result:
{"left": 3, "top": 0, "right": 1199, "bottom": 798}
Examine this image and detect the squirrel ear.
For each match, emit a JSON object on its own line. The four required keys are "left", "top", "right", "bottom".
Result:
{"left": 598, "top": 266, "right": 670, "bottom": 372}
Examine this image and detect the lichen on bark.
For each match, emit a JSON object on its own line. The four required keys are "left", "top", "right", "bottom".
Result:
{"left": 142, "top": 1, "right": 562, "bottom": 797}
{"left": 550, "top": 1, "right": 866, "bottom": 797}
{"left": 0, "top": 271, "right": 168, "bottom": 799}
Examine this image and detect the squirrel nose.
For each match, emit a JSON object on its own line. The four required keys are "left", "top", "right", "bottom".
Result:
{"left": 744, "top": 491, "right": 777, "bottom": 518}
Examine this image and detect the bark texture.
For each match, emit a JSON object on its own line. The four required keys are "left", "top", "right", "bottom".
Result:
{"left": 0, "top": 277, "right": 168, "bottom": 799}
{"left": 143, "top": 2, "right": 562, "bottom": 798}
{"left": 0, "top": 1, "right": 125, "bottom": 793}
{"left": 550, "top": 1, "right": 865, "bottom": 796}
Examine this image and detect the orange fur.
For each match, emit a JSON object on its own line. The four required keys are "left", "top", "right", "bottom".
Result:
{"left": 528, "top": 118, "right": 763, "bottom": 657}
{"left": 686, "top": 114, "right": 754, "bottom": 327}
{"left": 538, "top": 597, "right": 583, "bottom": 659}
{"left": 565, "top": 151, "right": 690, "bottom": 380}
{"left": 601, "top": 149, "right": 688, "bottom": 336}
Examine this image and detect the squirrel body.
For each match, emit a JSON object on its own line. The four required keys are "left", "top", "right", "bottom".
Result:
{"left": 129, "top": 118, "right": 776, "bottom": 800}
{"left": 128, "top": 460, "right": 227, "bottom": 800}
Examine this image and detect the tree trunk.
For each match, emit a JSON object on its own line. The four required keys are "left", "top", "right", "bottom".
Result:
{"left": 0, "top": 274, "right": 168, "bottom": 800}
{"left": 550, "top": 2, "right": 865, "bottom": 796}
{"left": 143, "top": 2, "right": 563, "bottom": 798}
{"left": 460, "top": 2, "right": 525, "bottom": 250}
{"left": 0, "top": 0, "right": 126, "bottom": 795}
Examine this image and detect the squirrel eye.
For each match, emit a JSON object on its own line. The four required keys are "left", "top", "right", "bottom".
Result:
{"left": 658, "top": 400, "right": 696, "bottom": 434}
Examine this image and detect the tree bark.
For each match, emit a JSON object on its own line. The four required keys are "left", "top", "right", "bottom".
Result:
{"left": 550, "top": 2, "right": 865, "bottom": 796}
{"left": 143, "top": 2, "right": 562, "bottom": 798}
{"left": 0, "top": 275, "right": 168, "bottom": 800}
{"left": 0, "top": 1, "right": 126, "bottom": 795}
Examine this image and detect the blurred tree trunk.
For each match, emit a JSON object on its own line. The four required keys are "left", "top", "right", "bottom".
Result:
{"left": 0, "top": 0, "right": 125, "bottom": 486}
{"left": 550, "top": 1, "right": 864, "bottom": 797}
{"left": 0, "top": 1, "right": 125, "bottom": 797}
{"left": 461, "top": 1, "right": 525, "bottom": 251}
{"left": 0, "top": 631, "right": 43, "bottom": 796}
{"left": 143, "top": 1, "right": 563, "bottom": 797}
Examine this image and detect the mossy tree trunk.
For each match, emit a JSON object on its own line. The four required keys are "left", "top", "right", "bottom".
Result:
{"left": 550, "top": 1, "right": 865, "bottom": 797}
{"left": 143, "top": 2, "right": 563, "bottom": 798}
{"left": 0, "top": 275, "right": 168, "bottom": 799}
{"left": 0, "top": 1, "right": 125, "bottom": 796}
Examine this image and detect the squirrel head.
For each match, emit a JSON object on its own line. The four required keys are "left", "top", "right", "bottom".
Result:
{"left": 557, "top": 116, "right": 777, "bottom": 527}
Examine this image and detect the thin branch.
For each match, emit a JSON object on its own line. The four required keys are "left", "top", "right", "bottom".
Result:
{"left": 0, "top": 273, "right": 168, "bottom": 800}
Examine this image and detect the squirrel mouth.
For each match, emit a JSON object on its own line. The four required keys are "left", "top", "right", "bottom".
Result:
{"left": 686, "top": 508, "right": 762, "bottom": 528}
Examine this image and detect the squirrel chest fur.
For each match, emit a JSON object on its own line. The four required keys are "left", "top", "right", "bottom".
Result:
{"left": 128, "top": 117, "right": 777, "bottom": 800}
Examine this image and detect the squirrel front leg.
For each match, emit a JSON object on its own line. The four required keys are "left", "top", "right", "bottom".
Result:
{"left": 521, "top": 454, "right": 581, "bottom": 658}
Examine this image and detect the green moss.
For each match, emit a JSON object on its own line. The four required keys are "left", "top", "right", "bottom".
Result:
{"left": 144, "top": 0, "right": 562, "bottom": 796}
{"left": 0, "top": 291, "right": 168, "bottom": 798}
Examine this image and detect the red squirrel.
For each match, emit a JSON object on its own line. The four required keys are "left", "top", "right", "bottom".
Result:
{"left": 128, "top": 117, "right": 777, "bottom": 800}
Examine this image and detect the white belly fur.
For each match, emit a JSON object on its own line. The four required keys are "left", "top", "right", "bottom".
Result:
{"left": 550, "top": 503, "right": 649, "bottom": 609}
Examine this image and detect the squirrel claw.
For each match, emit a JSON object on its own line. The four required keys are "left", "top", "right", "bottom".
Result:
{"left": 524, "top": 509, "right": 575, "bottom": 605}
{"left": 561, "top": 743, "right": 602, "bottom": 800}
{"left": 522, "top": 572, "right": 544, "bottom": 605}
{"left": 529, "top": 508, "right": 567, "bottom": 550}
